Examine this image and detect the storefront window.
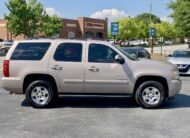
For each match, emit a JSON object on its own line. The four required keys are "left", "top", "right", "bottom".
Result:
{"left": 96, "top": 32, "right": 103, "bottom": 39}
{"left": 85, "top": 32, "right": 94, "bottom": 39}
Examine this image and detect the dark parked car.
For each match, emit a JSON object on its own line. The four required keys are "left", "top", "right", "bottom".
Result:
{"left": 122, "top": 47, "right": 151, "bottom": 59}
{"left": 0, "top": 40, "right": 14, "bottom": 56}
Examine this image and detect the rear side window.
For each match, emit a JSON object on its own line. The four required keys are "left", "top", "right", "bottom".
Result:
{"left": 11, "top": 43, "right": 51, "bottom": 60}
{"left": 54, "top": 43, "right": 82, "bottom": 62}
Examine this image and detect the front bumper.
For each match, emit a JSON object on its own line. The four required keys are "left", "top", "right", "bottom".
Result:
{"left": 178, "top": 65, "right": 190, "bottom": 75}
{"left": 179, "top": 69, "right": 190, "bottom": 75}
{"left": 168, "top": 79, "right": 182, "bottom": 97}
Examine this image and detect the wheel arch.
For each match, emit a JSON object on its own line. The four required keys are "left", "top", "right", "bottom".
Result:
{"left": 23, "top": 74, "right": 58, "bottom": 94}
{"left": 133, "top": 75, "right": 169, "bottom": 97}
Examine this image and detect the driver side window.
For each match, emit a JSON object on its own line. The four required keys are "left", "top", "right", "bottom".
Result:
{"left": 88, "top": 44, "right": 118, "bottom": 63}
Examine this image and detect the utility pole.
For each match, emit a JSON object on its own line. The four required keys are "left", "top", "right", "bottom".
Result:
{"left": 149, "top": 4, "right": 154, "bottom": 53}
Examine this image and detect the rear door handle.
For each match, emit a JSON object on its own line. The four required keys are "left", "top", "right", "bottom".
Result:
{"left": 88, "top": 66, "right": 99, "bottom": 72}
{"left": 52, "top": 65, "right": 63, "bottom": 70}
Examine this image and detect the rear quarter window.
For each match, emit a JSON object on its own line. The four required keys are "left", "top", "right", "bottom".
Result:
{"left": 10, "top": 43, "right": 51, "bottom": 60}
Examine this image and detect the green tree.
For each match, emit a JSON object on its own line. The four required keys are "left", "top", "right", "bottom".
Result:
{"left": 136, "top": 21, "right": 149, "bottom": 40}
{"left": 6, "top": 0, "right": 45, "bottom": 38}
{"left": 5, "top": 0, "right": 63, "bottom": 39}
{"left": 134, "top": 13, "right": 161, "bottom": 25}
{"left": 43, "top": 15, "right": 63, "bottom": 37}
{"left": 169, "top": 0, "right": 190, "bottom": 47}
{"left": 117, "top": 18, "right": 138, "bottom": 40}
{"left": 155, "top": 21, "right": 174, "bottom": 40}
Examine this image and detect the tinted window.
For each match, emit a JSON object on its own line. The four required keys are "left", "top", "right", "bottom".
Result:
{"left": 11, "top": 43, "right": 50, "bottom": 60}
{"left": 122, "top": 48, "right": 138, "bottom": 56}
{"left": 172, "top": 51, "right": 190, "bottom": 58}
{"left": 138, "top": 49, "right": 146, "bottom": 58}
{"left": 113, "top": 46, "right": 136, "bottom": 60}
{"left": 88, "top": 44, "right": 118, "bottom": 63}
{"left": 54, "top": 43, "right": 82, "bottom": 62}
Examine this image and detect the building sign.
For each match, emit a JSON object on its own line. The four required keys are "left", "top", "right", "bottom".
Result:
{"left": 150, "top": 28, "right": 156, "bottom": 37}
{"left": 111, "top": 22, "right": 119, "bottom": 36}
{"left": 85, "top": 22, "right": 104, "bottom": 29}
{"left": 66, "top": 23, "right": 77, "bottom": 28}
{"left": 0, "top": 24, "right": 6, "bottom": 27}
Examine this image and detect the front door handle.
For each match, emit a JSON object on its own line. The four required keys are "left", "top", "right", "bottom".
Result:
{"left": 52, "top": 65, "right": 63, "bottom": 70}
{"left": 88, "top": 66, "right": 99, "bottom": 72}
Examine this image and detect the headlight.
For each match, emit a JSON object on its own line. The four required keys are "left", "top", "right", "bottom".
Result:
{"left": 171, "top": 66, "right": 179, "bottom": 80}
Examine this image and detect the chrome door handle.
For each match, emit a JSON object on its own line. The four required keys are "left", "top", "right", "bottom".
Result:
{"left": 88, "top": 66, "right": 99, "bottom": 72}
{"left": 52, "top": 65, "right": 63, "bottom": 70}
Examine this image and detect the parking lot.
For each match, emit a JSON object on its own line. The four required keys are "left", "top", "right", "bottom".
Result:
{"left": 0, "top": 56, "right": 190, "bottom": 138}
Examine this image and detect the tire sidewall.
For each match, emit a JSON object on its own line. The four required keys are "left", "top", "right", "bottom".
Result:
{"left": 25, "top": 80, "right": 54, "bottom": 108}
{"left": 1, "top": 48, "right": 7, "bottom": 54}
{"left": 135, "top": 81, "right": 165, "bottom": 109}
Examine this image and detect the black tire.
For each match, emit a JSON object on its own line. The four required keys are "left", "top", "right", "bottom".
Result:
{"left": 135, "top": 81, "right": 165, "bottom": 109}
{"left": 25, "top": 80, "right": 55, "bottom": 108}
{"left": 1, "top": 48, "right": 7, "bottom": 55}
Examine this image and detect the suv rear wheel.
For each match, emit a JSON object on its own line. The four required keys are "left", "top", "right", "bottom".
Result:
{"left": 135, "top": 81, "right": 165, "bottom": 109}
{"left": 25, "top": 80, "right": 55, "bottom": 108}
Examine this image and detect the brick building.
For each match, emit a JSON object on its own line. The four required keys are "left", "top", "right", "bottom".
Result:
{"left": 0, "top": 19, "right": 24, "bottom": 40}
{"left": 0, "top": 17, "right": 108, "bottom": 41}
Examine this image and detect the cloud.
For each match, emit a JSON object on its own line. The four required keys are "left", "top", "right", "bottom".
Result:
{"left": 160, "top": 17, "right": 173, "bottom": 23}
{"left": 45, "top": 8, "right": 61, "bottom": 17}
{"left": 90, "top": 9, "right": 129, "bottom": 22}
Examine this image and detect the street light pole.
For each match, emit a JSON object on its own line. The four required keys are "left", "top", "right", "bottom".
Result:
{"left": 150, "top": 5, "right": 152, "bottom": 25}
{"left": 149, "top": 4, "right": 154, "bottom": 53}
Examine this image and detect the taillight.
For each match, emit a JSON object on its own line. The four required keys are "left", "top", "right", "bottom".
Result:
{"left": 3, "top": 60, "right": 9, "bottom": 77}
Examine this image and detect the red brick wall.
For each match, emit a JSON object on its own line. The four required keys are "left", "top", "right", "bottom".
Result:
{"left": 0, "top": 17, "right": 108, "bottom": 40}
{"left": 0, "top": 19, "right": 24, "bottom": 41}
{"left": 0, "top": 20, "right": 8, "bottom": 40}
{"left": 59, "top": 18, "right": 81, "bottom": 39}
{"left": 81, "top": 17, "right": 108, "bottom": 40}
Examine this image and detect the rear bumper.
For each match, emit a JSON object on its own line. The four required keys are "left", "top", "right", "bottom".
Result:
{"left": 168, "top": 79, "right": 182, "bottom": 97}
{"left": 1, "top": 77, "right": 23, "bottom": 94}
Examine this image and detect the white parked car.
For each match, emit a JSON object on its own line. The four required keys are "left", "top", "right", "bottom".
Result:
{"left": 129, "top": 41, "right": 140, "bottom": 46}
{"left": 167, "top": 49, "right": 190, "bottom": 75}
{"left": 0, "top": 40, "right": 14, "bottom": 55}
{"left": 140, "top": 41, "right": 149, "bottom": 46}
{"left": 164, "top": 41, "right": 173, "bottom": 45}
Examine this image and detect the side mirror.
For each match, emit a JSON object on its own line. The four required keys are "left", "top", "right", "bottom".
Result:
{"left": 115, "top": 55, "right": 125, "bottom": 64}
{"left": 168, "top": 54, "right": 172, "bottom": 57}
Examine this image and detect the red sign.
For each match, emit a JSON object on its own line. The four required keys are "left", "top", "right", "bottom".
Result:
{"left": 85, "top": 22, "right": 104, "bottom": 29}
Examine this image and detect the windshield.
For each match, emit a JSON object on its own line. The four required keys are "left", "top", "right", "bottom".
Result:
{"left": 122, "top": 48, "right": 138, "bottom": 56}
{"left": 172, "top": 51, "right": 190, "bottom": 58}
{"left": 112, "top": 45, "right": 137, "bottom": 60}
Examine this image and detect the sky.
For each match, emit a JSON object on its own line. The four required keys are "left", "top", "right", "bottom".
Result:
{"left": 0, "top": 0, "right": 172, "bottom": 22}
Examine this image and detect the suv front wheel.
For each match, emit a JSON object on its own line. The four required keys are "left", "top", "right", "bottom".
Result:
{"left": 25, "top": 80, "right": 55, "bottom": 108}
{"left": 135, "top": 81, "right": 165, "bottom": 109}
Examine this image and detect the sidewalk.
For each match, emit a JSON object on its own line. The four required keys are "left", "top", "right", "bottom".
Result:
{"left": 145, "top": 44, "right": 189, "bottom": 55}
